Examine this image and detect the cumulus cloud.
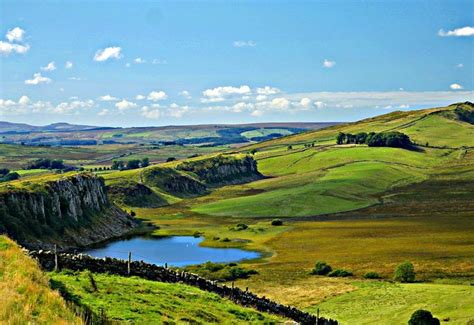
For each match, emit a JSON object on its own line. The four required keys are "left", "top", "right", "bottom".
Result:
{"left": 98, "top": 95, "right": 119, "bottom": 101}
{"left": 41, "top": 61, "right": 56, "bottom": 71}
{"left": 65, "top": 61, "right": 73, "bottom": 69}
{"left": 94, "top": 46, "right": 122, "bottom": 61}
{"left": 152, "top": 59, "right": 167, "bottom": 65}
{"left": 251, "top": 110, "right": 264, "bottom": 117}
{"left": 256, "top": 95, "right": 267, "bottom": 101}
{"left": 450, "top": 83, "right": 463, "bottom": 90}
{"left": 202, "top": 85, "right": 251, "bottom": 102}
{"left": 270, "top": 97, "right": 290, "bottom": 110}
{"left": 25, "top": 73, "right": 52, "bottom": 85}
{"left": 168, "top": 103, "right": 189, "bottom": 118}
{"left": 0, "top": 41, "right": 30, "bottom": 55}
{"left": 179, "top": 90, "right": 191, "bottom": 99}
{"left": 6, "top": 27, "right": 25, "bottom": 42}
{"left": 134, "top": 57, "right": 146, "bottom": 64}
{"left": 141, "top": 106, "right": 161, "bottom": 119}
{"left": 232, "top": 102, "right": 254, "bottom": 113}
{"left": 300, "top": 97, "right": 312, "bottom": 108}
{"left": 323, "top": 59, "right": 336, "bottom": 68}
{"left": 53, "top": 100, "right": 94, "bottom": 114}
{"left": 136, "top": 94, "right": 146, "bottom": 100}
{"left": 438, "top": 26, "right": 474, "bottom": 37}
{"left": 98, "top": 109, "right": 109, "bottom": 116}
{"left": 115, "top": 99, "right": 137, "bottom": 111}
{"left": 18, "top": 95, "right": 30, "bottom": 105}
{"left": 233, "top": 40, "right": 256, "bottom": 47}
{"left": 256, "top": 86, "right": 280, "bottom": 95}
{"left": 147, "top": 91, "right": 168, "bottom": 101}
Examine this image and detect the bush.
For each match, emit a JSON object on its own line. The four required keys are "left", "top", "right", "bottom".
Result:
{"left": 408, "top": 309, "right": 440, "bottom": 325}
{"left": 271, "top": 219, "right": 283, "bottom": 226}
{"left": 183, "top": 262, "right": 258, "bottom": 281}
{"left": 394, "top": 261, "right": 416, "bottom": 283}
{"left": 233, "top": 224, "right": 248, "bottom": 231}
{"left": 328, "top": 269, "right": 353, "bottom": 277}
{"left": 363, "top": 271, "right": 381, "bottom": 279}
{"left": 311, "top": 261, "right": 332, "bottom": 275}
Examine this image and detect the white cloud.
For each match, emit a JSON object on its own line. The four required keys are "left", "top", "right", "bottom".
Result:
{"left": 456, "top": 63, "right": 464, "bottom": 68}
{"left": 450, "top": 83, "right": 463, "bottom": 90}
{"left": 179, "top": 90, "right": 191, "bottom": 99}
{"left": 314, "top": 101, "right": 326, "bottom": 109}
{"left": 167, "top": 103, "right": 189, "bottom": 118}
{"left": 256, "top": 95, "right": 267, "bottom": 101}
{"left": 98, "top": 109, "right": 109, "bottom": 116}
{"left": 270, "top": 97, "right": 290, "bottom": 110}
{"left": 65, "top": 61, "right": 73, "bottom": 69}
{"left": 0, "top": 41, "right": 30, "bottom": 55}
{"left": 152, "top": 59, "right": 167, "bottom": 65}
{"left": 251, "top": 110, "right": 264, "bottom": 117}
{"left": 202, "top": 85, "right": 251, "bottom": 102}
{"left": 115, "top": 99, "right": 137, "bottom": 111}
{"left": 125, "top": 63, "right": 131, "bottom": 68}
{"left": 53, "top": 100, "right": 94, "bottom": 114}
{"left": 18, "top": 95, "right": 30, "bottom": 105}
{"left": 300, "top": 97, "right": 312, "bottom": 108}
{"left": 136, "top": 94, "right": 146, "bottom": 100}
{"left": 68, "top": 76, "right": 83, "bottom": 81}
{"left": 134, "top": 57, "right": 146, "bottom": 64}
{"left": 141, "top": 106, "right": 161, "bottom": 119}
{"left": 98, "top": 95, "right": 119, "bottom": 101}
{"left": 25, "top": 73, "right": 52, "bottom": 85}
{"left": 233, "top": 40, "right": 256, "bottom": 48}
{"left": 41, "top": 61, "right": 56, "bottom": 71}
{"left": 323, "top": 59, "right": 336, "bottom": 68}
{"left": 147, "top": 90, "right": 168, "bottom": 101}
{"left": 438, "top": 26, "right": 474, "bottom": 37}
{"left": 232, "top": 102, "right": 254, "bottom": 112}
{"left": 93, "top": 46, "right": 122, "bottom": 61}
{"left": 256, "top": 86, "right": 280, "bottom": 95}
{"left": 6, "top": 27, "right": 25, "bottom": 42}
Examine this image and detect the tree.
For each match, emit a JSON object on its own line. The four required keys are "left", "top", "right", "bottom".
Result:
{"left": 336, "top": 132, "right": 346, "bottom": 145}
{"left": 393, "top": 261, "right": 416, "bottom": 282}
{"left": 287, "top": 145, "right": 293, "bottom": 150}
{"left": 311, "top": 261, "right": 332, "bottom": 275}
{"left": 408, "top": 310, "right": 440, "bottom": 325}
{"left": 126, "top": 160, "right": 141, "bottom": 170}
{"left": 166, "top": 157, "right": 176, "bottom": 162}
{"left": 250, "top": 149, "right": 258, "bottom": 155}
{"left": 141, "top": 157, "right": 150, "bottom": 168}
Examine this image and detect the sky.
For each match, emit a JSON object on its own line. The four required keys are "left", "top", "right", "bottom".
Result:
{"left": 0, "top": 0, "right": 473, "bottom": 127}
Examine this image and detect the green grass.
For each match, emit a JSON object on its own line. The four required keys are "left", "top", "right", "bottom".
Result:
{"left": 50, "top": 271, "right": 284, "bottom": 324}
{"left": 241, "top": 128, "right": 293, "bottom": 139}
{"left": 307, "top": 281, "right": 474, "bottom": 325}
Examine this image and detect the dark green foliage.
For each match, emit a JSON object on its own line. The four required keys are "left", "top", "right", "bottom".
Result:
{"left": 0, "top": 168, "right": 10, "bottom": 176}
{"left": 271, "top": 219, "right": 283, "bottom": 226}
{"left": 126, "top": 160, "right": 141, "bottom": 170}
{"left": 111, "top": 160, "right": 125, "bottom": 170}
{"left": 408, "top": 309, "right": 440, "bottom": 325}
{"left": 328, "top": 269, "right": 353, "bottom": 277}
{"left": 166, "top": 157, "right": 176, "bottom": 162}
{"left": 27, "top": 158, "right": 66, "bottom": 170}
{"left": 232, "top": 223, "right": 248, "bottom": 231}
{"left": 287, "top": 145, "right": 293, "bottom": 150}
{"left": 394, "top": 261, "right": 416, "bottom": 283}
{"left": 363, "top": 271, "right": 382, "bottom": 279}
{"left": 0, "top": 171, "right": 20, "bottom": 183}
{"left": 141, "top": 158, "right": 150, "bottom": 167}
{"left": 336, "top": 131, "right": 412, "bottom": 149}
{"left": 311, "top": 261, "right": 332, "bottom": 275}
{"left": 454, "top": 103, "right": 474, "bottom": 124}
{"left": 182, "top": 262, "right": 258, "bottom": 281}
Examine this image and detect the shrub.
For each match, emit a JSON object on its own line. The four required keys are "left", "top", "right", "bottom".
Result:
{"left": 394, "top": 261, "right": 416, "bottom": 283}
{"left": 311, "top": 261, "right": 332, "bottom": 275}
{"left": 363, "top": 271, "right": 381, "bottom": 279}
{"left": 234, "top": 224, "right": 248, "bottom": 231}
{"left": 328, "top": 269, "right": 353, "bottom": 277}
{"left": 408, "top": 309, "right": 440, "bottom": 325}
{"left": 271, "top": 219, "right": 283, "bottom": 226}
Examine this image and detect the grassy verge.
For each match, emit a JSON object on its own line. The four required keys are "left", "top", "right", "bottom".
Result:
{"left": 0, "top": 236, "right": 81, "bottom": 324}
{"left": 50, "top": 270, "right": 284, "bottom": 324}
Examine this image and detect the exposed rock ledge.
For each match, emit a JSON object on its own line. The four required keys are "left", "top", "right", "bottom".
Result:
{"left": 0, "top": 173, "right": 140, "bottom": 250}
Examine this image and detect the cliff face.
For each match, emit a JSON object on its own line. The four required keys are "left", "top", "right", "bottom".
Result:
{"left": 143, "top": 167, "right": 207, "bottom": 197}
{"left": 177, "top": 155, "right": 263, "bottom": 185}
{"left": 0, "top": 173, "right": 139, "bottom": 249}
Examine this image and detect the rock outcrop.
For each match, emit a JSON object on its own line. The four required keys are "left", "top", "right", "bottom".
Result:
{"left": 0, "top": 173, "right": 139, "bottom": 249}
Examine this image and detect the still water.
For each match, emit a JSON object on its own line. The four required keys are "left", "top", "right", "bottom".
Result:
{"left": 84, "top": 236, "right": 260, "bottom": 267}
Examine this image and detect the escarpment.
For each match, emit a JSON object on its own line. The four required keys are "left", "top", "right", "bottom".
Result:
{"left": 0, "top": 173, "right": 139, "bottom": 249}
{"left": 177, "top": 155, "right": 263, "bottom": 185}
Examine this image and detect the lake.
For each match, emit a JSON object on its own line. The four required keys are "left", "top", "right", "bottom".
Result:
{"left": 84, "top": 236, "right": 260, "bottom": 267}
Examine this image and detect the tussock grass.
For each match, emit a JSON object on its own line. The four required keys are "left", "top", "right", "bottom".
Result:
{"left": 0, "top": 236, "right": 81, "bottom": 324}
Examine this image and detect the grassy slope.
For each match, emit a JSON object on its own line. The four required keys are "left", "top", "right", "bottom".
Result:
{"left": 308, "top": 281, "right": 474, "bottom": 325}
{"left": 50, "top": 271, "right": 283, "bottom": 324}
{"left": 0, "top": 236, "right": 81, "bottom": 324}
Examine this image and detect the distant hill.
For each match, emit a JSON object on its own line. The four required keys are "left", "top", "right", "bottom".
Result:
{"left": 0, "top": 121, "right": 107, "bottom": 133}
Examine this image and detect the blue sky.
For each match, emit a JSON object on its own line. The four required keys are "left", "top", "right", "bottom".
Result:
{"left": 0, "top": 0, "right": 473, "bottom": 127}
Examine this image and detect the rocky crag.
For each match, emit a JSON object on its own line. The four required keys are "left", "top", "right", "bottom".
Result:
{"left": 0, "top": 173, "right": 139, "bottom": 249}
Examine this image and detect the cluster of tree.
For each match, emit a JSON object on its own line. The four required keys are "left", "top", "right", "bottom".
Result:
{"left": 111, "top": 158, "right": 149, "bottom": 170}
{"left": 0, "top": 168, "right": 20, "bottom": 182}
{"left": 26, "top": 158, "right": 66, "bottom": 170}
{"left": 336, "top": 131, "right": 412, "bottom": 149}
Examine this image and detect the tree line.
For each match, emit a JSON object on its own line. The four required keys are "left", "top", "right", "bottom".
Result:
{"left": 111, "top": 158, "right": 149, "bottom": 170}
{"left": 336, "top": 131, "right": 412, "bottom": 149}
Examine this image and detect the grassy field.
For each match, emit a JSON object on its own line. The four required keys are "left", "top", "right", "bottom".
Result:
{"left": 308, "top": 281, "right": 474, "bottom": 325}
{"left": 50, "top": 271, "right": 284, "bottom": 324}
{"left": 0, "top": 236, "right": 81, "bottom": 324}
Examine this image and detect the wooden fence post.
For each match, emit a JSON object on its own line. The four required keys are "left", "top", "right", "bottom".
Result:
{"left": 128, "top": 251, "right": 131, "bottom": 275}
{"left": 54, "top": 244, "right": 58, "bottom": 272}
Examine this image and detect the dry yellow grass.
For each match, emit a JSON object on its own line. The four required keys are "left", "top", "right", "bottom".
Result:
{"left": 0, "top": 236, "right": 81, "bottom": 324}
